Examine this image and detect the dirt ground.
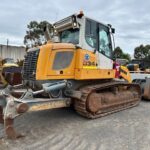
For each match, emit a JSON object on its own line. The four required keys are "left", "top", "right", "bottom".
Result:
{"left": 0, "top": 101, "right": 150, "bottom": 150}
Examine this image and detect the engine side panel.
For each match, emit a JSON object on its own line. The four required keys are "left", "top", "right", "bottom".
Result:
{"left": 28, "top": 43, "right": 115, "bottom": 81}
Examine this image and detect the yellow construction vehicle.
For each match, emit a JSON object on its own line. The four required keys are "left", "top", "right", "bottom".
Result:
{"left": 127, "top": 60, "right": 150, "bottom": 100}
{"left": 0, "top": 57, "right": 7, "bottom": 86}
{"left": 0, "top": 12, "right": 141, "bottom": 139}
{"left": 0, "top": 58, "right": 22, "bottom": 87}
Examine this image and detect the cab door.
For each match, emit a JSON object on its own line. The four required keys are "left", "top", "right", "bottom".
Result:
{"left": 84, "top": 19, "right": 113, "bottom": 70}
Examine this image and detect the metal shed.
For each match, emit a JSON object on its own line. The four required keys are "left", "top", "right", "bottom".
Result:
{"left": 0, "top": 44, "right": 26, "bottom": 61}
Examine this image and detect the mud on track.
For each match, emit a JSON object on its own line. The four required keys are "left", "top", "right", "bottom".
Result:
{"left": 0, "top": 101, "right": 150, "bottom": 150}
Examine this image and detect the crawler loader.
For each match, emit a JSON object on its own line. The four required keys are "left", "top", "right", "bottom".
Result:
{"left": 0, "top": 12, "right": 141, "bottom": 139}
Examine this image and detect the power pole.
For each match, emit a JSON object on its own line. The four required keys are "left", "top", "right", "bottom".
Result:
{"left": 7, "top": 39, "right": 9, "bottom": 51}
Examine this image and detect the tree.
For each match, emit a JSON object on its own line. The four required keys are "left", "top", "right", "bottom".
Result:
{"left": 134, "top": 44, "right": 150, "bottom": 60}
{"left": 24, "top": 21, "right": 52, "bottom": 48}
{"left": 121, "top": 53, "right": 131, "bottom": 61}
{"left": 114, "top": 46, "right": 131, "bottom": 61}
{"left": 113, "top": 46, "right": 123, "bottom": 58}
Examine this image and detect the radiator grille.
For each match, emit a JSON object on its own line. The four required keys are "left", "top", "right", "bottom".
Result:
{"left": 22, "top": 49, "right": 39, "bottom": 80}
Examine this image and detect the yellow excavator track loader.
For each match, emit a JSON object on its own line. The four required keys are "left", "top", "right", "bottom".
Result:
{"left": 0, "top": 12, "right": 141, "bottom": 139}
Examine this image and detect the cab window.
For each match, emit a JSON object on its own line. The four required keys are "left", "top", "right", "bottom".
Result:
{"left": 60, "top": 28, "right": 79, "bottom": 44}
{"left": 85, "top": 19, "right": 97, "bottom": 48}
{"left": 99, "top": 25, "right": 112, "bottom": 58}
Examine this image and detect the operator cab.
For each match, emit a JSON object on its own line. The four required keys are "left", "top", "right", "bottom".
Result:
{"left": 52, "top": 12, "right": 115, "bottom": 50}
{"left": 48, "top": 12, "right": 115, "bottom": 69}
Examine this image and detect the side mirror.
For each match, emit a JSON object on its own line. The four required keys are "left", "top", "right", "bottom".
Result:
{"left": 111, "top": 28, "right": 115, "bottom": 34}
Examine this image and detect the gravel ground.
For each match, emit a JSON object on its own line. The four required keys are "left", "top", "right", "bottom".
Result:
{"left": 0, "top": 101, "right": 150, "bottom": 150}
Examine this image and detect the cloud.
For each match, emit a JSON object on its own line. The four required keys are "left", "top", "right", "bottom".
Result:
{"left": 0, "top": 0, "right": 149, "bottom": 54}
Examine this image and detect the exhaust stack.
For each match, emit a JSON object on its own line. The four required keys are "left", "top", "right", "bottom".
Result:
{"left": 43, "top": 23, "right": 53, "bottom": 41}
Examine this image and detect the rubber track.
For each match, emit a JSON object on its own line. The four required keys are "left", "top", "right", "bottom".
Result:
{"left": 74, "top": 81, "right": 141, "bottom": 119}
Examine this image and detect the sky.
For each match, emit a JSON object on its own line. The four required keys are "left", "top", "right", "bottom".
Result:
{"left": 0, "top": 0, "right": 150, "bottom": 55}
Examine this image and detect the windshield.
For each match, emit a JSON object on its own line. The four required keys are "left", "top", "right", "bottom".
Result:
{"left": 60, "top": 28, "right": 79, "bottom": 44}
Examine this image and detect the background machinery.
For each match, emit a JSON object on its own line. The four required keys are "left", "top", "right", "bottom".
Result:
{"left": 0, "top": 12, "right": 141, "bottom": 139}
{"left": 113, "top": 58, "right": 150, "bottom": 100}
{"left": 127, "top": 59, "right": 150, "bottom": 100}
{"left": 0, "top": 57, "right": 7, "bottom": 87}
{"left": 0, "top": 58, "right": 22, "bottom": 87}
